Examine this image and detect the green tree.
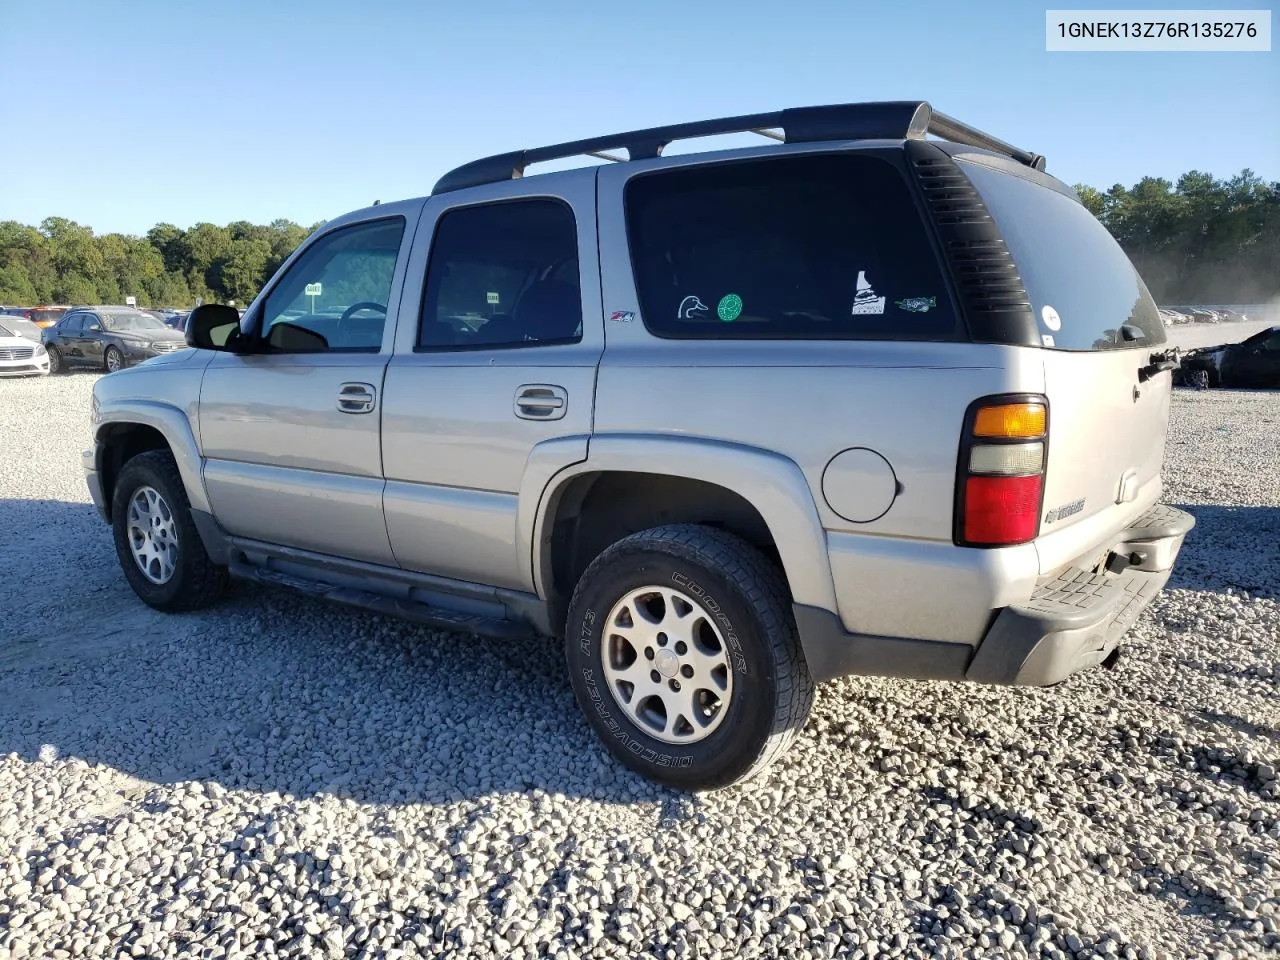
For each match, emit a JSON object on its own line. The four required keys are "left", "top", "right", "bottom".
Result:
{"left": 223, "top": 237, "right": 272, "bottom": 303}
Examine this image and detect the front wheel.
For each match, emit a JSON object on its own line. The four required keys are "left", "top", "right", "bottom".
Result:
{"left": 111, "top": 449, "right": 227, "bottom": 611}
{"left": 564, "top": 524, "right": 815, "bottom": 790}
{"left": 46, "top": 346, "right": 63, "bottom": 374}
{"left": 104, "top": 346, "right": 124, "bottom": 373}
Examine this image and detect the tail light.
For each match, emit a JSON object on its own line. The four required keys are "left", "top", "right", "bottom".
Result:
{"left": 955, "top": 396, "right": 1048, "bottom": 546}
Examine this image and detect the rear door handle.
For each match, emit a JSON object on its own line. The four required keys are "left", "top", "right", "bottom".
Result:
{"left": 514, "top": 384, "right": 567, "bottom": 420}
{"left": 337, "top": 381, "right": 376, "bottom": 414}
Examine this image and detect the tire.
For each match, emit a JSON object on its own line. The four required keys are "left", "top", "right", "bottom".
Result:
{"left": 46, "top": 346, "right": 63, "bottom": 374}
{"left": 111, "top": 449, "right": 227, "bottom": 612}
{"left": 104, "top": 346, "right": 124, "bottom": 373}
{"left": 564, "top": 523, "right": 815, "bottom": 791}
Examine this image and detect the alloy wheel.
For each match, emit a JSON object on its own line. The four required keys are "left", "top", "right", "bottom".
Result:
{"left": 600, "top": 585, "right": 734, "bottom": 744}
{"left": 126, "top": 485, "right": 179, "bottom": 584}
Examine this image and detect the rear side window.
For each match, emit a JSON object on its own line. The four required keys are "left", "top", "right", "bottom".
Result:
{"left": 418, "top": 199, "right": 581, "bottom": 350}
{"left": 960, "top": 161, "right": 1167, "bottom": 351}
{"left": 625, "top": 153, "right": 958, "bottom": 340}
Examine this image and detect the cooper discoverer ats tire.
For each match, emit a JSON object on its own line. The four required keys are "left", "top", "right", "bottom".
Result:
{"left": 565, "top": 524, "right": 814, "bottom": 790}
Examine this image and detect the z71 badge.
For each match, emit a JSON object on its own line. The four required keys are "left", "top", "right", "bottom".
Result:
{"left": 1044, "top": 498, "right": 1086, "bottom": 524}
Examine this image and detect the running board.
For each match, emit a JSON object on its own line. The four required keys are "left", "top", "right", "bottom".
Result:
{"left": 227, "top": 560, "right": 536, "bottom": 641}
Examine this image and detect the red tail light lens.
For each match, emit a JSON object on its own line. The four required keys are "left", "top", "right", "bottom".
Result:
{"left": 956, "top": 395, "right": 1048, "bottom": 547}
{"left": 963, "top": 475, "right": 1042, "bottom": 545}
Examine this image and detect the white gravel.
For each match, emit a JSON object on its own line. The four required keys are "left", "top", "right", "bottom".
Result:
{"left": 1, "top": 370, "right": 1277, "bottom": 960}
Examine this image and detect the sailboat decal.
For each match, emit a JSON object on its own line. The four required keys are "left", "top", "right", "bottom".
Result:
{"left": 851, "top": 271, "right": 886, "bottom": 316}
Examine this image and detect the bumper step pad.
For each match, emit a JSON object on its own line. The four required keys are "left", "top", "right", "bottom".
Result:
{"left": 1021, "top": 568, "right": 1125, "bottom": 629}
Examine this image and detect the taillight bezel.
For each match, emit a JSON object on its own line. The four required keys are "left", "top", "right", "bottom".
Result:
{"left": 953, "top": 392, "right": 1050, "bottom": 548}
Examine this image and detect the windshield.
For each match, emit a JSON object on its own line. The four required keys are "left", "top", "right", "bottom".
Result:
{"left": 0, "top": 319, "right": 41, "bottom": 340}
{"left": 960, "top": 160, "right": 1166, "bottom": 351}
{"left": 103, "top": 312, "right": 167, "bottom": 332}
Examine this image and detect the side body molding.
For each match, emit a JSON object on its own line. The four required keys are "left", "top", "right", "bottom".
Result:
{"left": 527, "top": 434, "right": 840, "bottom": 614}
{"left": 94, "top": 398, "right": 211, "bottom": 514}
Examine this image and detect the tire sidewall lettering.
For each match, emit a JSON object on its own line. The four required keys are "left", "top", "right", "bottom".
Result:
{"left": 670, "top": 571, "right": 750, "bottom": 677}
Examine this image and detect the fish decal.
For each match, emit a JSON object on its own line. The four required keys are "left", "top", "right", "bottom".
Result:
{"left": 895, "top": 296, "right": 937, "bottom": 313}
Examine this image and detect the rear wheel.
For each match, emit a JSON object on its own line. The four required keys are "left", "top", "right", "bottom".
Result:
{"left": 565, "top": 524, "right": 815, "bottom": 790}
{"left": 46, "top": 346, "right": 63, "bottom": 374}
{"left": 104, "top": 346, "right": 124, "bottom": 373}
{"left": 111, "top": 450, "right": 227, "bottom": 611}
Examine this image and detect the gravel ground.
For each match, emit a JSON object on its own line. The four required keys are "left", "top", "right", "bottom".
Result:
{"left": 1, "top": 371, "right": 1277, "bottom": 960}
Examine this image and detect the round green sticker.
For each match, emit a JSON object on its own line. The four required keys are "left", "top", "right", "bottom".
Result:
{"left": 717, "top": 294, "right": 743, "bottom": 322}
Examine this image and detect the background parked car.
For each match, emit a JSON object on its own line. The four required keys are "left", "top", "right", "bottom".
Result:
{"left": 26, "top": 305, "right": 69, "bottom": 329}
{"left": 42, "top": 306, "right": 188, "bottom": 374}
{"left": 1176, "top": 325, "right": 1280, "bottom": 389}
{"left": 0, "top": 315, "right": 44, "bottom": 342}
{"left": 0, "top": 317, "right": 50, "bottom": 377}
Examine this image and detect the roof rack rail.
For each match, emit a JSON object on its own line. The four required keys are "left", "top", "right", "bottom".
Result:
{"left": 432, "top": 100, "right": 1045, "bottom": 194}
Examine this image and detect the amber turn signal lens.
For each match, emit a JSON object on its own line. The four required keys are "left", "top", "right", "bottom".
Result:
{"left": 973, "top": 403, "right": 1046, "bottom": 438}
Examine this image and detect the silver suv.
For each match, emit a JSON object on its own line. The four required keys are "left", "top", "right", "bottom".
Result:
{"left": 86, "top": 101, "right": 1193, "bottom": 790}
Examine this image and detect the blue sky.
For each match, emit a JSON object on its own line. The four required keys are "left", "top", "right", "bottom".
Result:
{"left": 1, "top": 0, "right": 1276, "bottom": 235}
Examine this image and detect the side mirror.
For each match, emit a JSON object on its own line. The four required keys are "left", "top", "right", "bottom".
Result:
{"left": 185, "top": 304, "right": 243, "bottom": 350}
{"left": 86, "top": 322, "right": 101, "bottom": 332}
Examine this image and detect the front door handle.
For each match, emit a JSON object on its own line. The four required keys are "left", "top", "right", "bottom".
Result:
{"left": 337, "top": 381, "right": 377, "bottom": 414}
{"left": 514, "top": 384, "right": 568, "bottom": 421}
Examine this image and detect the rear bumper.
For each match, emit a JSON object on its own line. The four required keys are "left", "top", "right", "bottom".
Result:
{"left": 965, "top": 504, "right": 1195, "bottom": 685}
{"left": 795, "top": 503, "right": 1195, "bottom": 686}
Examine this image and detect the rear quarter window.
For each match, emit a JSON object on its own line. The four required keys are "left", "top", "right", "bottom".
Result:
{"left": 960, "top": 161, "right": 1167, "bottom": 351}
{"left": 624, "top": 153, "right": 959, "bottom": 341}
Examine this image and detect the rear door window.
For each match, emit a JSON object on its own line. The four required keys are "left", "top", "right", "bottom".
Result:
{"left": 960, "top": 161, "right": 1167, "bottom": 351}
{"left": 417, "top": 199, "right": 581, "bottom": 350}
{"left": 624, "top": 153, "right": 958, "bottom": 341}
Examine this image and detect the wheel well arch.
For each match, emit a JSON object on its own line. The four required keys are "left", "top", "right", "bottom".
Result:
{"left": 539, "top": 471, "right": 783, "bottom": 633}
{"left": 97, "top": 423, "right": 171, "bottom": 521}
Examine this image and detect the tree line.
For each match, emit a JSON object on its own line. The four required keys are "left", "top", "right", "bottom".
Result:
{"left": 1078, "top": 169, "right": 1277, "bottom": 304}
{"left": 0, "top": 168, "right": 1276, "bottom": 308}
{"left": 0, "top": 217, "right": 319, "bottom": 308}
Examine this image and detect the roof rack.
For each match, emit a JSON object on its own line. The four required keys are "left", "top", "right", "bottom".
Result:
{"left": 432, "top": 100, "right": 1046, "bottom": 194}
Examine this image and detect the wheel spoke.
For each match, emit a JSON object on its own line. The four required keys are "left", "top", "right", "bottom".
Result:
{"left": 609, "top": 602, "right": 650, "bottom": 645}
{"left": 657, "top": 588, "right": 695, "bottom": 631}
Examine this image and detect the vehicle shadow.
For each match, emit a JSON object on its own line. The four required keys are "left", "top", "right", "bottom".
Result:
{"left": 2, "top": 497, "right": 1273, "bottom": 808}
{"left": 1166, "top": 503, "right": 1280, "bottom": 600}
{"left": 0, "top": 497, "right": 666, "bottom": 808}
